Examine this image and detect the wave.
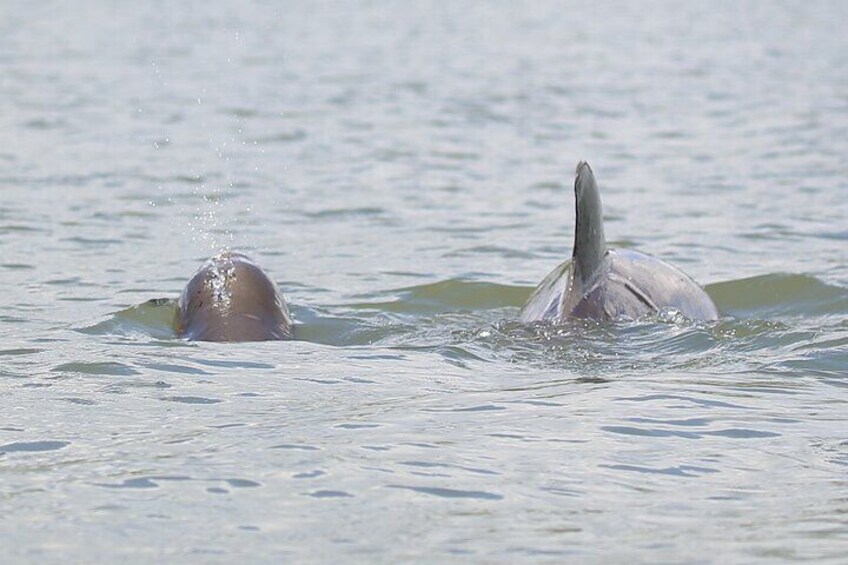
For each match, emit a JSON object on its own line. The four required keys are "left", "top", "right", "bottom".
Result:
{"left": 707, "top": 273, "right": 848, "bottom": 317}
{"left": 78, "top": 274, "right": 847, "bottom": 380}
{"left": 79, "top": 298, "right": 179, "bottom": 341}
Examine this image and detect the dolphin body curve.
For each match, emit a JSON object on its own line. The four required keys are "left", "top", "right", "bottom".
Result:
{"left": 177, "top": 252, "right": 293, "bottom": 341}
{"left": 520, "top": 162, "right": 718, "bottom": 323}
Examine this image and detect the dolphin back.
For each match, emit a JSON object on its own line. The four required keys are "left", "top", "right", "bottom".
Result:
{"left": 571, "top": 249, "right": 718, "bottom": 321}
{"left": 519, "top": 259, "right": 573, "bottom": 323}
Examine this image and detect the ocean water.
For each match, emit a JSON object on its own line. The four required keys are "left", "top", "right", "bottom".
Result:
{"left": 1, "top": 1, "right": 847, "bottom": 562}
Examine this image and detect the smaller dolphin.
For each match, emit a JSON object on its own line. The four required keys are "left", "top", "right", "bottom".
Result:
{"left": 520, "top": 162, "right": 718, "bottom": 323}
{"left": 177, "top": 252, "right": 293, "bottom": 341}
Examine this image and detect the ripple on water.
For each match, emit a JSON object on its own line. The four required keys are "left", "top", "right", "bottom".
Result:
{"left": 387, "top": 485, "right": 504, "bottom": 501}
{"left": 0, "top": 348, "right": 44, "bottom": 356}
{"left": 399, "top": 461, "right": 500, "bottom": 476}
{"left": 601, "top": 425, "right": 781, "bottom": 440}
{"left": 51, "top": 362, "right": 139, "bottom": 376}
{"left": 307, "top": 490, "right": 354, "bottom": 498}
{"left": 96, "top": 476, "right": 260, "bottom": 490}
{"left": 0, "top": 441, "right": 70, "bottom": 453}
{"left": 163, "top": 396, "right": 223, "bottom": 405}
{"left": 61, "top": 397, "right": 98, "bottom": 406}
{"left": 293, "top": 470, "right": 326, "bottom": 479}
{"left": 146, "top": 363, "right": 211, "bottom": 375}
{"left": 270, "top": 444, "right": 321, "bottom": 451}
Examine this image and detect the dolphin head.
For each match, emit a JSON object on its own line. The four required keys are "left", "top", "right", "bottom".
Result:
{"left": 177, "top": 252, "right": 293, "bottom": 341}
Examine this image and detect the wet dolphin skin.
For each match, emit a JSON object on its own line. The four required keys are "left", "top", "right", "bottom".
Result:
{"left": 177, "top": 252, "right": 293, "bottom": 341}
{"left": 520, "top": 162, "right": 718, "bottom": 323}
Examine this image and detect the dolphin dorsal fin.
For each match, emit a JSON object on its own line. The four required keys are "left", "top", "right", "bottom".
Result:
{"left": 572, "top": 161, "right": 607, "bottom": 287}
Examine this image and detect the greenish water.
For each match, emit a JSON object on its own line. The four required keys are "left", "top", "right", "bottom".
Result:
{"left": 1, "top": 1, "right": 847, "bottom": 563}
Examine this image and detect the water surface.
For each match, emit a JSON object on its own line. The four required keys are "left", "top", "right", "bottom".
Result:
{"left": 1, "top": 1, "right": 847, "bottom": 562}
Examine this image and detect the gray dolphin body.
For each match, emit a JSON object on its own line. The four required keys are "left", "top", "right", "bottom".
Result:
{"left": 520, "top": 162, "right": 718, "bottom": 323}
{"left": 177, "top": 252, "right": 293, "bottom": 341}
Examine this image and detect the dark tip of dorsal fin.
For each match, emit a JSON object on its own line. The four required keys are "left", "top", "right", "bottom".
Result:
{"left": 572, "top": 161, "right": 607, "bottom": 286}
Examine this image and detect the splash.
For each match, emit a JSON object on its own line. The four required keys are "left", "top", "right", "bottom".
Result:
{"left": 188, "top": 185, "right": 235, "bottom": 253}
{"left": 205, "top": 251, "right": 237, "bottom": 311}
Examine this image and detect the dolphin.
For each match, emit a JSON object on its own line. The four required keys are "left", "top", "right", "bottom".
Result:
{"left": 520, "top": 162, "right": 718, "bottom": 323}
{"left": 177, "top": 252, "right": 293, "bottom": 341}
